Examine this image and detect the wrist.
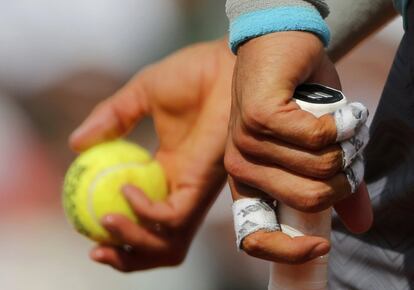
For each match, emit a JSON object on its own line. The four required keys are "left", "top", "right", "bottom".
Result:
{"left": 243, "top": 30, "right": 322, "bottom": 49}
{"left": 238, "top": 31, "right": 324, "bottom": 64}
{"left": 235, "top": 31, "right": 326, "bottom": 100}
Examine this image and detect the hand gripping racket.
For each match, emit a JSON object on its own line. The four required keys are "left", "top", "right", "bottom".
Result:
{"left": 269, "top": 84, "right": 347, "bottom": 290}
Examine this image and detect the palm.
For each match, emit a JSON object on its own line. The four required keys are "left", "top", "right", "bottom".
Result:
{"left": 140, "top": 40, "right": 235, "bottom": 222}
{"left": 70, "top": 39, "right": 235, "bottom": 271}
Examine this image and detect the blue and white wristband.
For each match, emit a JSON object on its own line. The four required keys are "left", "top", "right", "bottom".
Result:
{"left": 227, "top": 6, "right": 330, "bottom": 54}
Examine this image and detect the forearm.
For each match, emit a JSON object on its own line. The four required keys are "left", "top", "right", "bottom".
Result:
{"left": 326, "top": 0, "right": 398, "bottom": 62}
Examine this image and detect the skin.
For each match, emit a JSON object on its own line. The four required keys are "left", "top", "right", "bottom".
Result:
{"left": 69, "top": 33, "right": 373, "bottom": 271}
{"left": 70, "top": 38, "right": 235, "bottom": 271}
{"left": 225, "top": 31, "right": 373, "bottom": 262}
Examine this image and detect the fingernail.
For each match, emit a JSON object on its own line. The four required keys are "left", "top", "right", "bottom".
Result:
{"left": 91, "top": 249, "right": 105, "bottom": 260}
{"left": 310, "top": 242, "right": 330, "bottom": 259}
{"left": 123, "top": 185, "right": 144, "bottom": 199}
{"left": 122, "top": 184, "right": 133, "bottom": 194}
{"left": 70, "top": 126, "right": 81, "bottom": 138}
{"left": 69, "top": 126, "right": 92, "bottom": 152}
{"left": 70, "top": 126, "right": 87, "bottom": 143}
{"left": 122, "top": 185, "right": 135, "bottom": 200}
{"left": 102, "top": 215, "right": 115, "bottom": 226}
{"left": 69, "top": 115, "right": 105, "bottom": 148}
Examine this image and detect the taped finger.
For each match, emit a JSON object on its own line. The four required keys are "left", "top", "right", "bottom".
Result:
{"left": 345, "top": 154, "right": 365, "bottom": 193}
{"left": 340, "top": 125, "right": 369, "bottom": 168}
{"left": 335, "top": 102, "right": 369, "bottom": 142}
{"left": 232, "top": 198, "right": 280, "bottom": 249}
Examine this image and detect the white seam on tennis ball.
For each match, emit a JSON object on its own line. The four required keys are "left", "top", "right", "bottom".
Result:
{"left": 87, "top": 161, "right": 149, "bottom": 227}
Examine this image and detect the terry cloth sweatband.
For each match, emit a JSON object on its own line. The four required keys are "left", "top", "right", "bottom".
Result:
{"left": 226, "top": 0, "right": 331, "bottom": 54}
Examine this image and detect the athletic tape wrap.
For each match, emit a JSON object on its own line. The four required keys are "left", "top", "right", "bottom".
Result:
{"left": 334, "top": 102, "right": 369, "bottom": 142}
{"left": 340, "top": 124, "right": 369, "bottom": 168}
{"left": 345, "top": 154, "right": 365, "bottom": 193}
{"left": 232, "top": 198, "right": 280, "bottom": 249}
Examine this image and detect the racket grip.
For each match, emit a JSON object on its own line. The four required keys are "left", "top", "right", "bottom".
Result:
{"left": 268, "top": 84, "right": 346, "bottom": 290}
{"left": 268, "top": 207, "right": 331, "bottom": 290}
{"left": 269, "top": 256, "right": 329, "bottom": 290}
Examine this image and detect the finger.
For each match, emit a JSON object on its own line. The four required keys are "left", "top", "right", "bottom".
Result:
{"left": 90, "top": 246, "right": 164, "bottom": 272}
{"left": 334, "top": 182, "right": 373, "bottom": 234}
{"left": 90, "top": 246, "right": 136, "bottom": 272}
{"left": 69, "top": 78, "right": 150, "bottom": 152}
{"left": 232, "top": 123, "right": 369, "bottom": 180}
{"left": 122, "top": 185, "right": 176, "bottom": 226}
{"left": 228, "top": 177, "right": 269, "bottom": 201}
{"left": 241, "top": 99, "right": 338, "bottom": 150}
{"left": 101, "top": 214, "right": 167, "bottom": 251}
{"left": 232, "top": 118, "right": 343, "bottom": 179}
{"left": 228, "top": 180, "right": 329, "bottom": 264}
{"left": 340, "top": 125, "right": 370, "bottom": 168}
{"left": 225, "top": 140, "right": 351, "bottom": 212}
{"left": 241, "top": 230, "right": 330, "bottom": 264}
{"left": 335, "top": 102, "right": 369, "bottom": 142}
{"left": 240, "top": 101, "right": 368, "bottom": 151}
{"left": 344, "top": 154, "right": 365, "bottom": 193}
{"left": 232, "top": 197, "right": 280, "bottom": 248}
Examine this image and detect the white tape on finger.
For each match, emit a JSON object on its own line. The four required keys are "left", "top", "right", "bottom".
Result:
{"left": 340, "top": 125, "right": 369, "bottom": 168}
{"left": 335, "top": 102, "right": 369, "bottom": 142}
{"left": 345, "top": 154, "right": 365, "bottom": 193}
{"left": 232, "top": 198, "right": 280, "bottom": 250}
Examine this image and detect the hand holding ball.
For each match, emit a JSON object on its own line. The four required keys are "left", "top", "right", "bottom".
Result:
{"left": 62, "top": 140, "right": 168, "bottom": 243}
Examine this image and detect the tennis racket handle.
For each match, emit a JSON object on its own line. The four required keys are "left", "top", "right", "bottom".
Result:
{"left": 268, "top": 208, "right": 331, "bottom": 290}
{"left": 269, "top": 255, "right": 329, "bottom": 290}
{"left": 268, "top": 84, "right": 346, "bottom": 290}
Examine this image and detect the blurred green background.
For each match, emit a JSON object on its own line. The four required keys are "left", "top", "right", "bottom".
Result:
{"left": 0, "top": 1, "right": 403, "bottom": 289}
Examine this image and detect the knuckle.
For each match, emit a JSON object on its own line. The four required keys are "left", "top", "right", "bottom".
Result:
{"left": 232, "top": 129, "right": 257, "bottom": 154}
{"left": 168, "top": 215, "right": 188, "bottom": 231}
{"left": 308, "top": 126, "right": 327, "bottom": 149}
{"left": 168, "top": 251, "right": 187, "bottom": 266}
{"left": 312, "top": 150, "right": 342, "bottom": 178}
{"left": 224, "top": 153, "right": 246, "bottom": 180}
{"left": 241, "top": 106, "right": 264, "bottom": 131}
{"left": 172, "top": 254, "right": 186, "bottom": 266}
{"left": 307, "top": 121, "right": 334, "bottom": 149}
{"left": 231, "top": 124, "right": 247, "bottom": 146}
{"left": 242, "top": 235, "right": 262, "bottom": 254}
{"left": 297, "top": 183, "right": 332, "bottom": 212}
{"left": 107, "top": 99, "right": 133, "bottom": 133}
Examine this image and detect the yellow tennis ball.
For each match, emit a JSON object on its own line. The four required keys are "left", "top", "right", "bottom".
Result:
{"left": 62, "top": 139, "right": 168, "bottom": 243}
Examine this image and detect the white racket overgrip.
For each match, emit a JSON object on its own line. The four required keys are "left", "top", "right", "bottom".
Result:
{"left": 269, "top": 84, "right": 347, "bottom": 290}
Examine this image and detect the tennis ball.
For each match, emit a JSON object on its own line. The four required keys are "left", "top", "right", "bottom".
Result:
{"left": 62, "top": 139, "right": 168, "bottom": 243}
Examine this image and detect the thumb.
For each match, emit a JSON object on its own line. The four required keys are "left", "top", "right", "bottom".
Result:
{"left": 242, "top": 230, "right": 330, "bottom": 264}
{"left": 69, "top": 78, "right": 150, "bottom": 152}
